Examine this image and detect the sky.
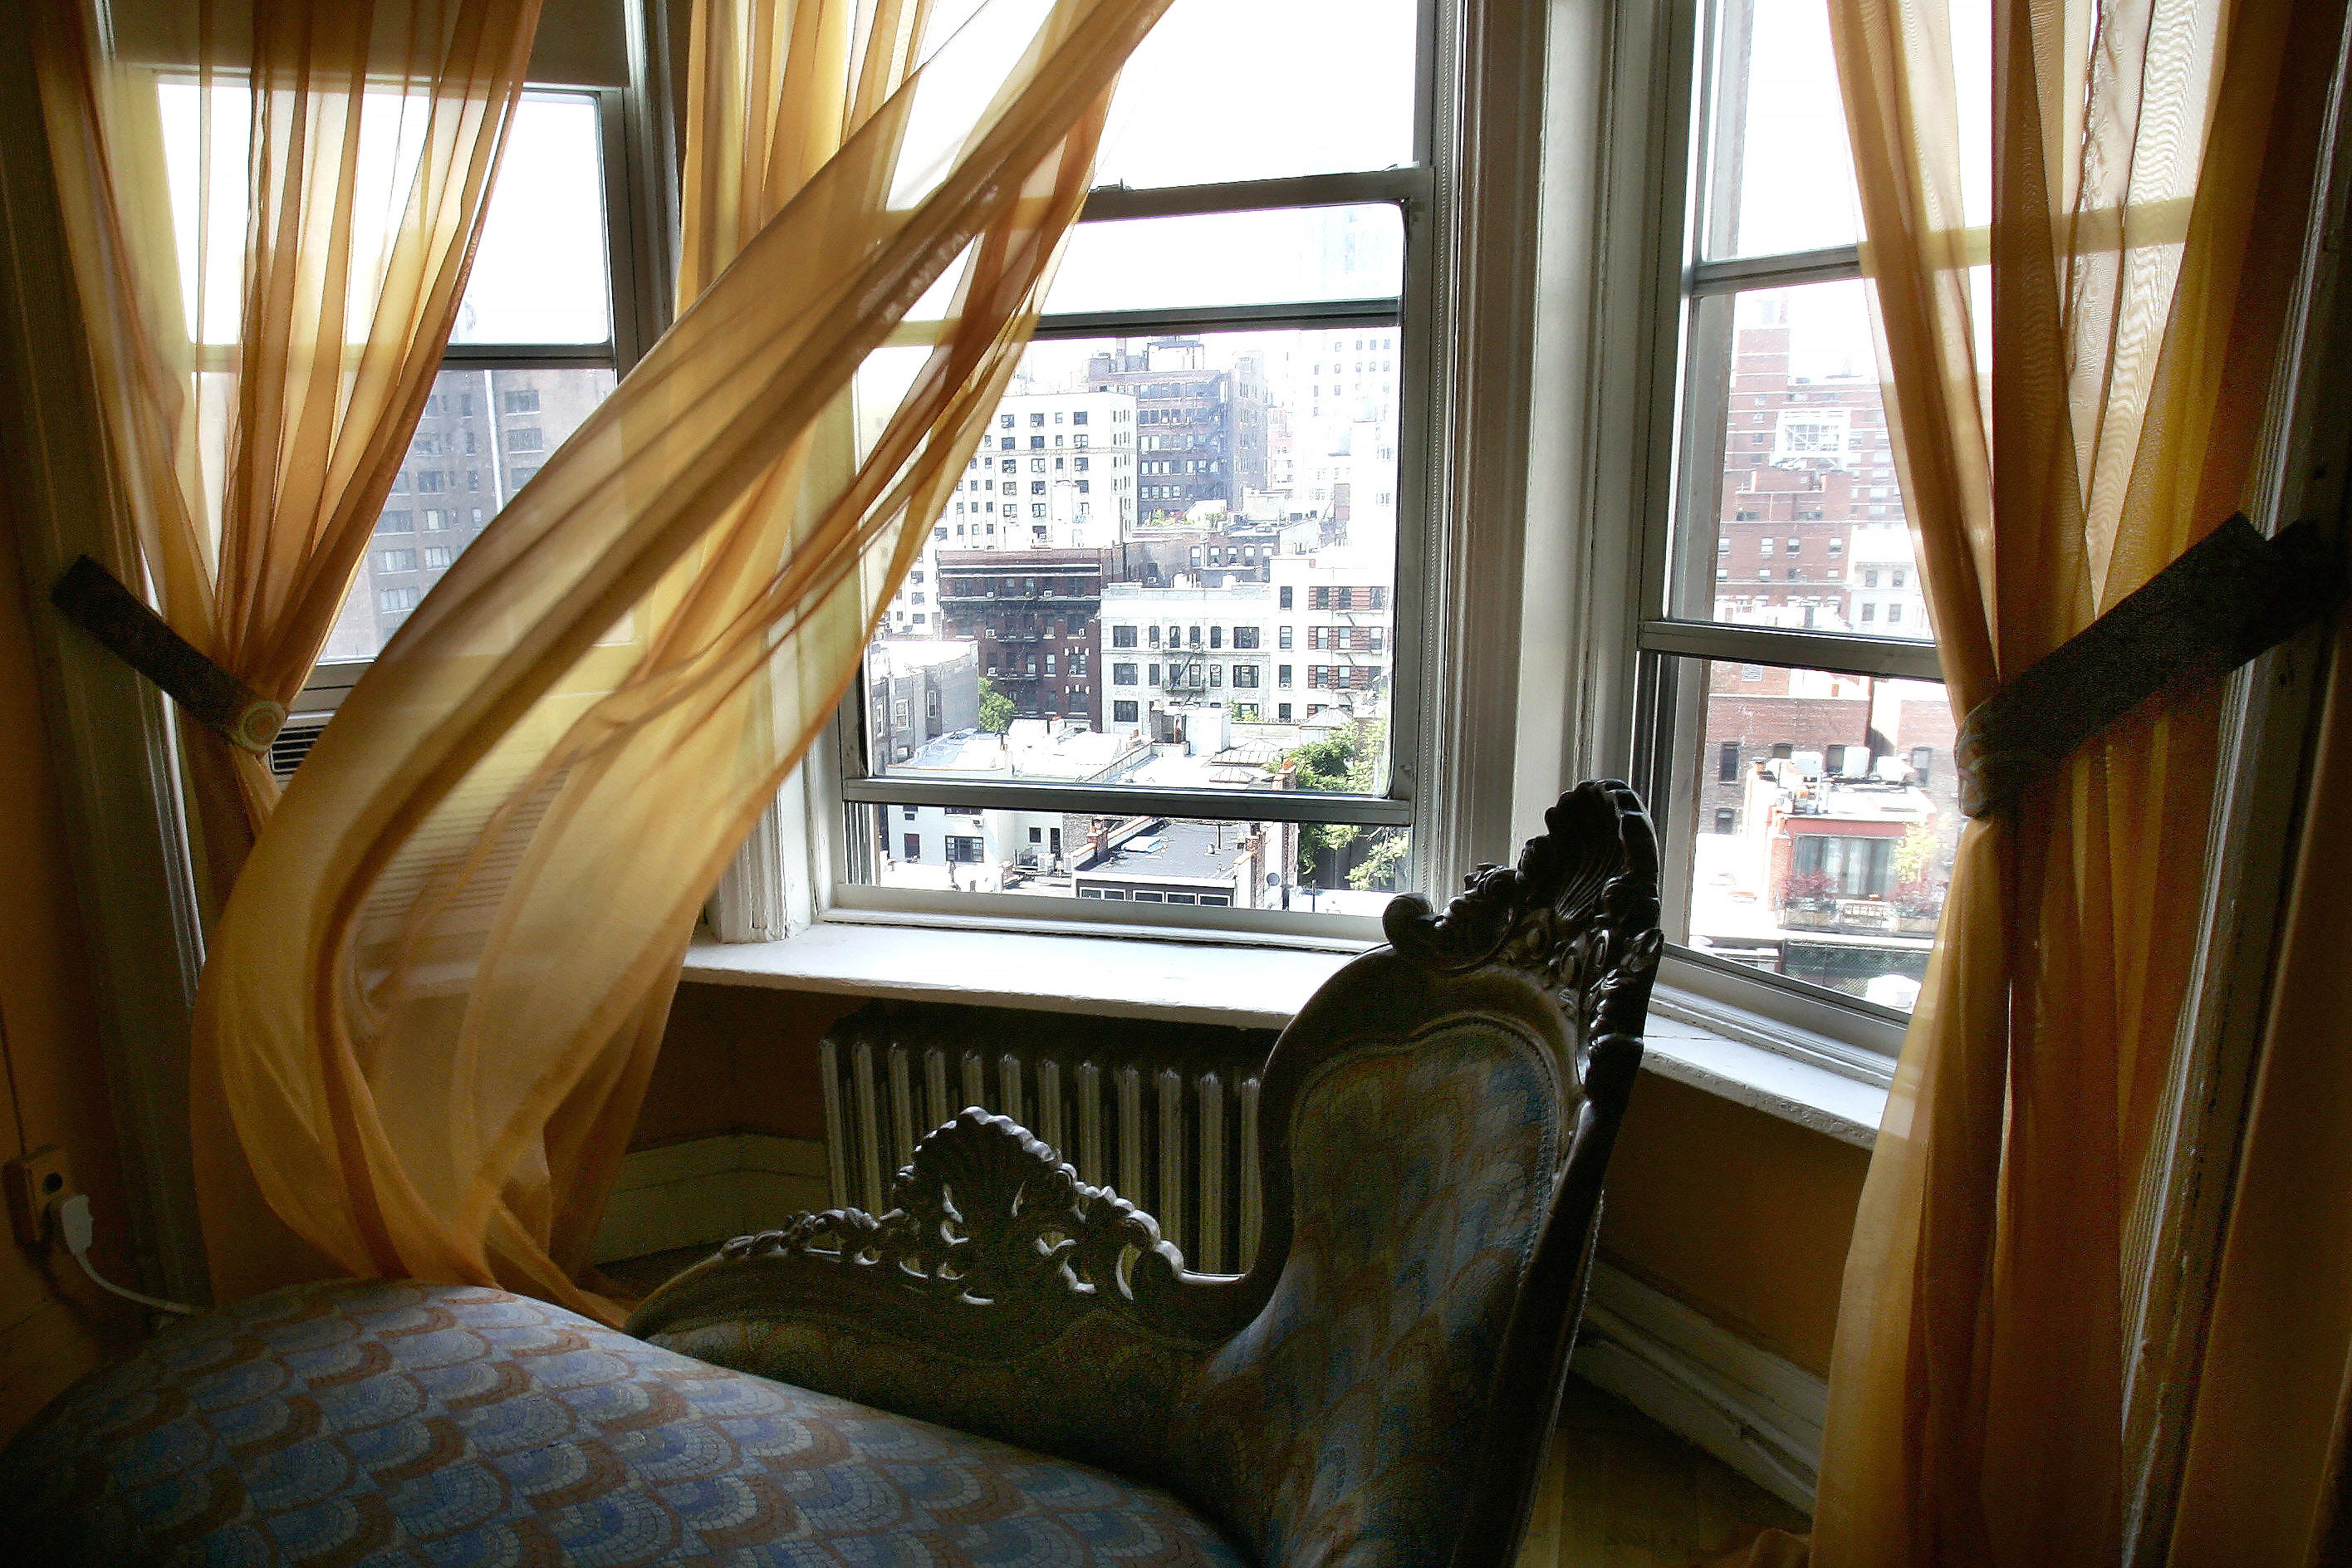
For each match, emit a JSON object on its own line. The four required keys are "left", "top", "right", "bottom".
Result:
{"left": 162, "top": 86, "right": 610, "bottom": 346}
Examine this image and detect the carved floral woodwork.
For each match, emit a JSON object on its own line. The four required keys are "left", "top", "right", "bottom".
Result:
{"left": 633, "top": 782, "right": 1661, "bottom": 1355}
{"left": 625, "top": 782, "right": 1664, "bottom": 1568}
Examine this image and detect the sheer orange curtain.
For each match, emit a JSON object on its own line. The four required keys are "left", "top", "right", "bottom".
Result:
{"left": 189, "top": 0, "right": 1169, "bottom": 1324}
{"left": 32, "top": 0, "right": 544, "bottom": 904}
{"left": 1713, "top": 0, "right": 2349, "bottom": 1562}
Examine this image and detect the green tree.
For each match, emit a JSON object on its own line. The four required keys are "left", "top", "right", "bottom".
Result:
{"left": 1347, "top": 831, "right": 1408, "bottom": 893}
{"left": 1284, "top": 720, "right": 1400, "bottom": 885}
{"left": 978, "top": 677, "right": 1013, "bottom": 734}
{"left": 1894, "top": 821, "right": 1938, "bottom": 889}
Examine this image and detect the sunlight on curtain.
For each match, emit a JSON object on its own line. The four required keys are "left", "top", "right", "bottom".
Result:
{"left": 32, "top": 0, "right": 544, "bottom": 904}
{"left": 1706, "top": 0, "right": 2347, "bottom": 1562}
{"left": 189, "top": 0, "right": 1169, "bottom": 1324}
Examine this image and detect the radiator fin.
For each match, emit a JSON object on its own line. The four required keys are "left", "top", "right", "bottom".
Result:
{"left": 1198, "top": 1073, "right": 1226, "bottom": 1274}
{"left": 816, "top": 1002, "right": 1274, "bottom": 1276}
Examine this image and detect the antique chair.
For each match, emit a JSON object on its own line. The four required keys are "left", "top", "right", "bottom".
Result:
{"left": 0, "top": 782, "right": 1661, "bottom": 1568}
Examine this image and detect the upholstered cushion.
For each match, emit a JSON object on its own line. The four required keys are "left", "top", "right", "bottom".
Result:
{"left": 1170, "top": 1025, "right": 1556, "bottom": 1568}
{"left": 0, "top": 1278, "right": 1247, "bottom": 1568}
{"left": 638, "top": 1022, "right": 1559, "bottom": 1568}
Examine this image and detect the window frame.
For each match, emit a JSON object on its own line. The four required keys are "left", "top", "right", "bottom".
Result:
{"left": 807, "top": 0, "right": 1487, "bottom": 942}
{"left": 1612, "top": 0, "right": 1937, "bottom": 1061}
{"left": 293, "top": 71, "right": 670, "bottom": 732}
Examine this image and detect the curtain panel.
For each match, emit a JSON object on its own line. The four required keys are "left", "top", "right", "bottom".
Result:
{"left": 1727, "top": 0, "right": 2351, "bottom": 1563}
{"left": 187, "top": 0, "right": 1169, "bottom": 1324}
{"left": 32, "top": 0, "right": 545, "bottom": 909}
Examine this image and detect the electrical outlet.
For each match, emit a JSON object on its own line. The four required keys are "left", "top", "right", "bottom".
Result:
{"left": 5, "top": 1145, "right": 74, "bottom": 1248}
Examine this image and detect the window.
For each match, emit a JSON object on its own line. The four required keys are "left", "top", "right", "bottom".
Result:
{"left": 791, "top": 2, "right": 1549, "bottom": 938}
{"left": 1619, "top": 0, "right": 1971, "bottom": 1029}
{"left": 1792, "top": 833, "right": 1895, "bottom": 899}
{"left": 379, "top": 549, "right": 418, "bottom": 572}
{"left": 284, "top": 88, "right": 629, "bottom": 665}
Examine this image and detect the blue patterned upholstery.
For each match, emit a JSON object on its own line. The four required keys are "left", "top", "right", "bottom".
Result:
{"left": 1169, "top": 1028, "right": 1554, "bottom": 1568}
{"left": 0, "top": 1278, "right": 1246, "bottom": 1568}
{"left": 641, "top": 1023, "right": 1559, "bottom": 1568}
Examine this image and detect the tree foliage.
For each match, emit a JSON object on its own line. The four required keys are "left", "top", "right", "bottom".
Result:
{"left": 978, "top": 677, "right": 1013, "bottom": 734}
{"left": 1284, "top": 719, "right": 1403, "bottom": 889}
{"left": 1893, "top": 822, "right": 1939, "bottom": 889}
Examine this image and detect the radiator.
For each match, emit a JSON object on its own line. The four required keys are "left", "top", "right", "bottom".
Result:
{"left": 817, "top": 1000, "right": 1276, "bottom": 1276}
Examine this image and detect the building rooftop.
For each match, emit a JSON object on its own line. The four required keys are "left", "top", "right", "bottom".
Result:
{"left": 870, "top": 637, "right": 977, "bottom": 676}
{"left": 896, "top": 722, "right": 1150, "bottom": 783}
{"left": 1102, "top": 581, "right": 1276, "bottom": 605}
{"left": 1080, "top": 817, "right": 1255, "bottom": 884}
{"left": 1777, "top": 776, "right": 1936, "bottom": 826}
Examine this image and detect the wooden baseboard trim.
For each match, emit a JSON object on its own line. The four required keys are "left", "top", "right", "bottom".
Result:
{"left": 1570, "top": 1262, "right": 1828, "bottom": 1515}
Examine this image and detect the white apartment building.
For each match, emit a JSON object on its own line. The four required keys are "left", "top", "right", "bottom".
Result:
{"left": 876, "top": 721, "right": 1153, "bottom": 889}
{"left": 882, "top": 388, "right": 1138, "bottom": 636}
{"left": 1100, "top": 551, "right": 1395, "bottom": 734}
{"left": 1847, "top": 522, "right": 1931, "bottom": 639}
{"left": 1252, "top": 319, "right": 1403, "bottom": 561}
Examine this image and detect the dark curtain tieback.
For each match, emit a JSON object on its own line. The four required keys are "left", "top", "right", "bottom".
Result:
{"left": 49, "top": 556, "right": 285, "bottom": 756}
{"left": 45, "top": 519, "right": 2345, "bottom": 788}
{"left": 1956, "top": 514, "right": 2345, "bottom": 817}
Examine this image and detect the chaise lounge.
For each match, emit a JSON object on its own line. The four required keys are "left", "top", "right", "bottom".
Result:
{"left": 0, "top": 782, "right": 1660, "bottom": 1568}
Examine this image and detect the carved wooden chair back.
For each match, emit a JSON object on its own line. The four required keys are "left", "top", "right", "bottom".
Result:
{"left": 630, "top": 782, "right": 1663, "bottom": 1568}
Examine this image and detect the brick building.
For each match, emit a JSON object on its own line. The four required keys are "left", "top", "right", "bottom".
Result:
{"left": 1711, "top": 296, "right": 1903, "bottom": 631}
{"left": 936, "top": 548, "right": 1108, "bottom": 727}
{"left": 1699, "top": 664, "right": 1954, "bottom": 838}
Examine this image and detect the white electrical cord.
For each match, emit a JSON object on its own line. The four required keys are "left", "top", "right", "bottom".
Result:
{"left": 58, "top": 1193, "right": 197, "bottom": 1316}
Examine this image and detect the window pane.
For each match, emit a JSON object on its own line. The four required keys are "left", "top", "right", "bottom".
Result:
{"left": 846, "top": 805, "right": 1407, "bottom": 915}
{"left": 860, "top": 326, "right": 1400, "bottom": 791}
{"left": 1044, "top": 205, "right": 1403, "bottom": 316}
{"left": 324, "top": 365, "right": 615, "bottom": 660}
{"left": 1675, "top": 281, "right": 1931, "bottom": 641}
{"left": 448, "top": 94, "right": 611, "bottom": 345}
{"left": 1673, "top": 658, "right": 1957, "bottom": 1012}
{"left": 1100, "top": 0, "right": 1416, "bottom": 187}
{"left": 1704, "top": 0, "right": 1990, "bottom": 262}
{"left": 922, "top": 0, "right": 1417, "bottom": 189}
{"left": 1704, "top": 0, "right": 1861, "bottom": 259}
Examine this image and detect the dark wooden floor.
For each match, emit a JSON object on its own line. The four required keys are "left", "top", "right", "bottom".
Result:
{"left": 1521, "top": 1378, "right": 1809, "bottom": 1568}
{"left": 604, "top": 1249, "right": 1809, "bottom": 1567}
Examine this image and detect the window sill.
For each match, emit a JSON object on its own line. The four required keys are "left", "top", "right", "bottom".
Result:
{"left": 682, "top": 923, "right": 1889, "bottom": 1144}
